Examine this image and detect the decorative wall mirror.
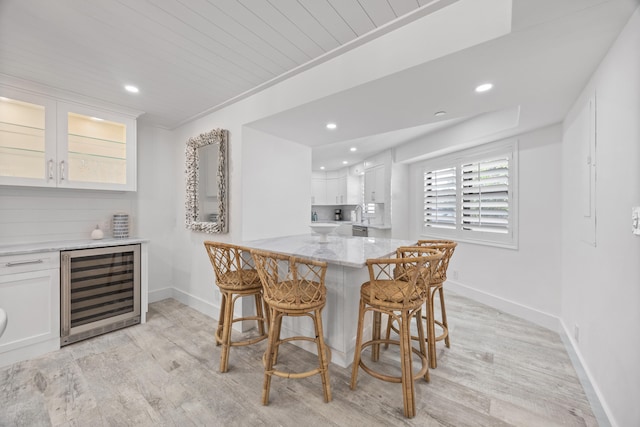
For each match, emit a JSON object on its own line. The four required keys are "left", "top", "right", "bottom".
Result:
{"left": 185, "top": 128, "right": 228, "bottom": 233}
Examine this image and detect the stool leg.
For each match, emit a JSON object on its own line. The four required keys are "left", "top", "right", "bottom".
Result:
{"left": 219, "top": 291, "right": 235, "bottom": 373}
{"left": 399, "top": 309, "right": 416, "bottom": 418}
{"left": 350, "top": 299, "right": 366, "bottom": 390}
{"left": 262, "top": 308, "right": 280, "bottom": 405}
{"left": 372, "top": 311, "right": 381, "bottom": 362}
{"left": 384, "top": 314, "right": 392, "bottom": 349}
{"left": 272, "top": 310, "right": 283, "bottom": 365}
{"left": 415, "top": 307, "right": 429, "bottom": 382}
{"left": 427, "top": 287, "right": 438, "bottom": 369}
{"left": 254, "top": 293, "right": 266, "bottom": 336}
{"left": 313, "top": 308, "right": 332, "bottom": 403}
{"left": 438, "top": 286, "right": 450, "bottom": 348}
{"left": 262, "top": 296, "right": 271, "bottom": 332}
{"left": 216, "top": 293, "right": 227, "bottom": 347}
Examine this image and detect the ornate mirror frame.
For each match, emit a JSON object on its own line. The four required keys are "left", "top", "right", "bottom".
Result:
{"left": 185, "top": 128, "right": 228, "bottom": 233}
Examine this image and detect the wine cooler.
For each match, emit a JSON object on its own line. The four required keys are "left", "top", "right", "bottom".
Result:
{"left": 60, "top": 244, "right": 140, "bottom": 346}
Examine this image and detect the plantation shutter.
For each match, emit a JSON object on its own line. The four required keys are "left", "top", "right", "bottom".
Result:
{"left": 461, "top": 157, "right": 509, "bottom": 234}
{"left": 423, "top": 167, "right": 456, "bottom": 229}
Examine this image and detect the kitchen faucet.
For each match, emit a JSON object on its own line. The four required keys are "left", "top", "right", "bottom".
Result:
{"left": 354, "top": 205, "right": 363, "bottom": 223}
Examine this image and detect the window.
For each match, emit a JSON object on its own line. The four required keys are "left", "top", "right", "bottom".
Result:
{"left": 361, "top": 178, "right": 376, "bottom": 214}
{"left": 424, "top": 166, "right": 456, "bottom": 230}
{"left": 420, "top": 140, "right": 517, "bottom": 248}
{"left": 461, "top": 157, "right": 509, "bottom": 234}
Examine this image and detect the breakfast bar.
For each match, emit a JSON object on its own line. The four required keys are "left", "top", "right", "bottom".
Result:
{"left": 242, "top": 233, "right": 416, "bottom": 367}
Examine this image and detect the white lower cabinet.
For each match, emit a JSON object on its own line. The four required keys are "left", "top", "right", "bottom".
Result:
{"left": 368, "top": 227, "right": 391, "bottom": 239}
{"left": 0, "top": 251, "right": 60, "bottom": 367}
{"left": 335, "top": 223, "right": 352, "bottom": 236}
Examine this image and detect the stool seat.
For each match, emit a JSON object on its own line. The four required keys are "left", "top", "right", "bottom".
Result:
{"left": 360, "top": 280, "right": 425, "bottom": 309}
{"left": 215, "top": 270, "right": 262, "bottom": 291}
{"left": 204, "top": 241, "right": 269, "bottom": 373}
{"left": 264, "top": 280, "right": 326, "bottom": 312}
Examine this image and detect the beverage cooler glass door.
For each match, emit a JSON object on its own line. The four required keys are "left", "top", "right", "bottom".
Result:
{"left": 60, "top": 244, "right": 140, "bottom": 346}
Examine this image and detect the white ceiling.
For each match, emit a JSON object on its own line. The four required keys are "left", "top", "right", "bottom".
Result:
{"left": 1, "top": 0, "right": 638, "bottom": 171}
{"left": 0, "top": 0, "right": 449, "bottom": 128}
{"left": 248, "top": 0, "right": 640, "bottom": 170}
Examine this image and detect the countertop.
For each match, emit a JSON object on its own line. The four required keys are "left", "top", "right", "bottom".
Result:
{"left": 0, "top": 238, "right": 149, "bottom": 256}
{"left": 242, "top": 234, "right": 416, "bottom": 268}
{"left": 312, "top": 221, "right": 392, "bottom": 230}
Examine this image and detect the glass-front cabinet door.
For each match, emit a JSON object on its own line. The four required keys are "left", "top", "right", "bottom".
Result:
{"left": 0, "top": 90, "right": 57, "bottom": 187}
{"left": 0, "top": 86, "right": 137, "bottom": 191}
{"left": 57, "top": 103, "right": 136, "bottom": 191}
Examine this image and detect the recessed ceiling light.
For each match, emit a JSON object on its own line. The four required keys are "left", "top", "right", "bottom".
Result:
{"left": 320, "top": 166, "right": 325, "bottom": 170}
{"left": 124, "top": 85, "right": 139, "bottom": 93}
{"left": 91, "top": 117, "right": 104, "bottom": 121}
{"left": 350, "top": 147, "right": 357, "bottom": 152}
{"left": 326, "top": 122, "right": 337, "bottom": 130}
{"left": 475, "top": 83, "right": 493, "bottom": 93}
{"left": 0, "top": 97, "right": 9, "bottom": 101}
{"left": 434, "top": 111, "right": 447, "bottom": 117}
{"left": 342, "top": 161, "right": 348, "bottom": 165}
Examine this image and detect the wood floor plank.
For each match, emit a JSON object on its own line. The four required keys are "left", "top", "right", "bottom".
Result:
{"left": 0, "top": 293, "right": 599, "bottom": 426}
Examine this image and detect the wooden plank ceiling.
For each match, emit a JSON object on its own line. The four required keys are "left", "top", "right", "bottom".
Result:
{"left": 0, "top": 0, "right": 443, "bottom": 128}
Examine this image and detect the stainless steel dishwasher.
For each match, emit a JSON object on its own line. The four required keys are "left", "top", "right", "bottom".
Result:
{"left": 352, "top": 224, "right": 368, "bottom": 237}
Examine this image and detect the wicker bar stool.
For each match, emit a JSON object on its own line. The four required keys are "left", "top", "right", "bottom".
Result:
{"left": 350, "top": 247, "right": 442, "bottom": 418}
{"left": 251, "top": 249, "right": 332, "bottom": 406}
{"left": 204, "top": 241, "right": 269, "bottom": 373}
{"left": 386, "top": 239, "right": 457, "bottom": 368}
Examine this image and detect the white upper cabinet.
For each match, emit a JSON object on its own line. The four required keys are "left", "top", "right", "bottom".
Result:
{"left": 0, "top": 89, "right": 56, "bottom": 188}
{"left": 57, "top": 102, "right": 136, "bottom": 191}
{"left": 364, "top": 165, "right": 385, "bottom": 203}
{"left": 326, "top": 175, "right": 347, "bottom": 205}
{"left": 0, "top": 87, "right": 137, "bottom": 191}
{"left": 311, "top": 173, "right": 327, "bottom": 205}
{"left": 312, "top": 168, "right": 363, "bottom": 206}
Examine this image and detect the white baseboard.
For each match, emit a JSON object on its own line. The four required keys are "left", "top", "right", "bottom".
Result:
{"left": 171, "top": 287, "right": 218, "bottom": 319}
{"left": 148, "top": 287, "right": 174, "bottom": 303}
{"left": 446, "top": 280, "right": 560, "bottom": 331}
{"left": 559, "top": 321, "right": 614, "bottom": 427}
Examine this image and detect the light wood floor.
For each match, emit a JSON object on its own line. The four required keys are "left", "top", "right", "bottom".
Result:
{"left": 0, "top": 293, "right": 597, "bottom": 426}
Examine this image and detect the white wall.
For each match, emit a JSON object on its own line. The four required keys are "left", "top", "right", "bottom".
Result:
{"left": 560, "top": 8, "right": 640, "bottom": 427}
{"left": 0, "top": 187, "right": 136, "bottom": 244}
{"left": 241, "top": 127, "right": 311, "bottom": 241}
{"left": 390, "top": 162, "right": 410, "bottom": 239}
{"left": 408, "top": 125, "right": 564, "bottom": 329}
{"left": 136, "top": 124, "right": 176, "bottom": 296}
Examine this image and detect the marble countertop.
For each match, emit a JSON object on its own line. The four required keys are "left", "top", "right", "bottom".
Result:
{"left": 0, "top": 238, "right": 149, "bottom": 256}
{"left": 311, "top": 221, "right": 392, "bottom": 230}
{"left": 242, "top": 234, "right": 416, "bottom": 268}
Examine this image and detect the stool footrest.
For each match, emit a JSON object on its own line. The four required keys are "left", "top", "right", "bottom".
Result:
{"left": 357, "top": 339, "right": 428, "bottom": 384}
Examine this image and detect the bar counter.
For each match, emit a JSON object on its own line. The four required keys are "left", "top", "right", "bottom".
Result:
{"left": 242, "top": 234, "right": 417, "bottom": 367}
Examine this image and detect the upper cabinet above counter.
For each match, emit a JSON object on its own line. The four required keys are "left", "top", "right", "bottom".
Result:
{"left": 0, "top": 86, "right": 139, "bottom": 191}
{"left": 311, "top": 151, "right": 392, "bottom": 207}
{"left": 311, "top": 169, "right": 360, "bottom": 206}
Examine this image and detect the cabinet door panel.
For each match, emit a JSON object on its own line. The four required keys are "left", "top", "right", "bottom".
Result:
{"left": 312, "top": 178, "right": 327, "bottom": 205}
{"left": 0, "top": 269, "right": 60, "bottom": 353}
{"left": 57, "top": 102, "right": 136, "bottom": 191}
{"left": 0, "top": 89, "right": 57, "bottom": 187}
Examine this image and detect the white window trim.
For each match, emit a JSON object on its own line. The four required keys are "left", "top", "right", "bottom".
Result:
{"left": 418, "top": 139, "right": 519, "bottom": 249}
